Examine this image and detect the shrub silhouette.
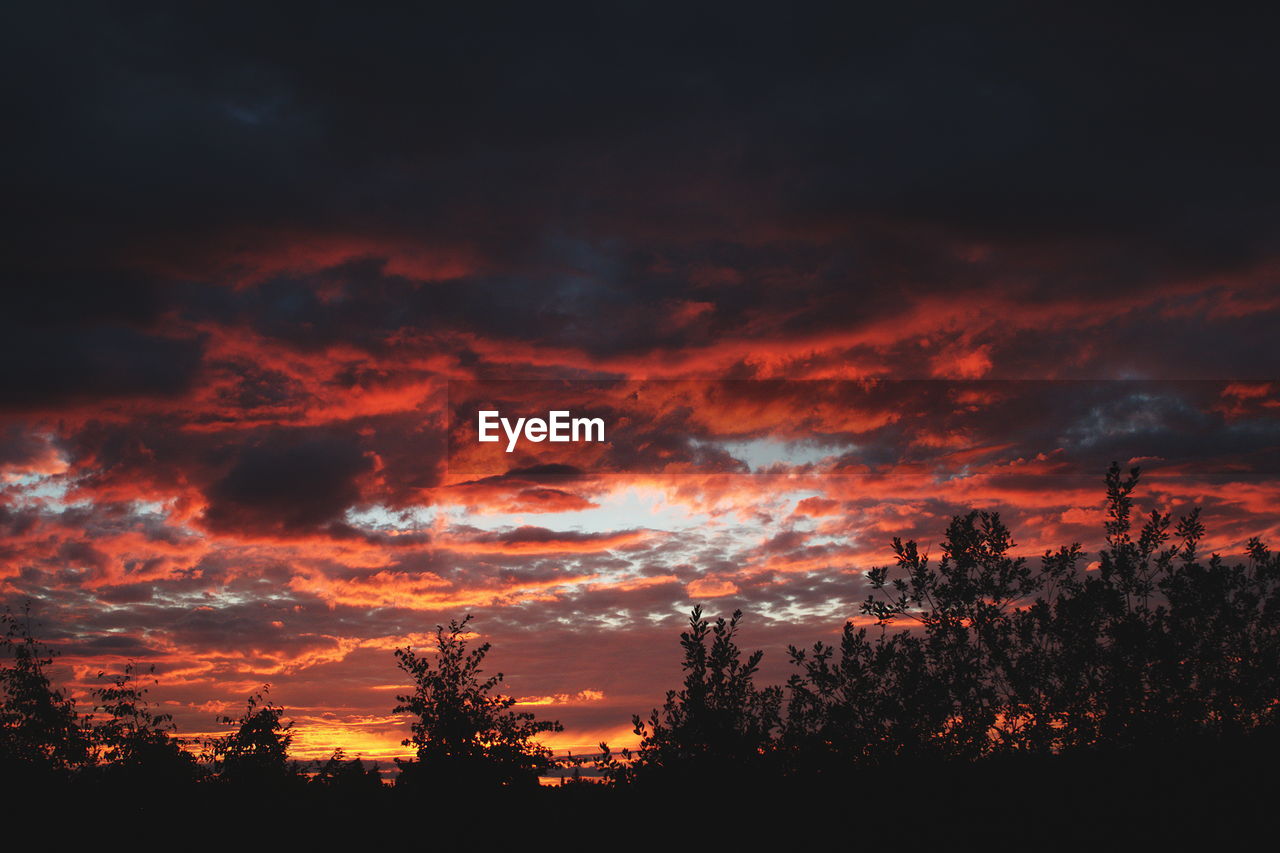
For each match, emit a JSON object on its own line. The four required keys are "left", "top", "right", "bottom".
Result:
{"left": 310, "top": 748, "right": 382, "bottom": 793}
{"left": 783, "top": 462, "right": 1280, "bottom": 768}
{"left": 88, "top": 661, "right": 198, "bottom": 784}
{"left": 210, "top": 687, "right": 297, "bottom": 786}
{"left": 0, "top": 606, "right": 90, "bottom": 775}
{"left": 608, "top": 606, "right": 782, "bottom": 784}
{"left": 392, "top": 614, "right": 562, "bottom": 789}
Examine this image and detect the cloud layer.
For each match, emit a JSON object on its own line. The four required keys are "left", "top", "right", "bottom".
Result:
{"left": 3, "top": 4, "right": 1280, "bottom": 759}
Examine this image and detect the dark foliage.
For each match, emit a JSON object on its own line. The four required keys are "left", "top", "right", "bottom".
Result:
{"left": 209, "top": 687, "right": 299, "bottom": 786}
{"left": 87, "top": 661, "right": 200, "bottom": 784}
{"left": 310, "top": 748, "right": 382, "bottom": 793}
{"left": 781, "top": 463, "right": 1280, "bottom": 772}
{"left": 392, "top": 615, "right": 562, "bottom": 790}
{"left": 603, "top": 606, "right": 782, "bottom": 784}
{"left": 0, "top": 606, "right": 89, "bottom": 775}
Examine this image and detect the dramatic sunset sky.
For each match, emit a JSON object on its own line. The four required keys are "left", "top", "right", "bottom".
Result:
{"left": 3, "top": 5, "right": 1279, "bottom": 762}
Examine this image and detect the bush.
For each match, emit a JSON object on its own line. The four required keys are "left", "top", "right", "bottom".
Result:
{"left": 783, "top": 462, "right": 1280, "bottom": 766}
{"left": 610, "top": 606, "right": 782, "bottom": 784}
{"left": 0, "top": 606, "right": 89, "bottom": 776}
{"left": 88, "top": 661, "right": 199, "bottom": 784}
{"left": 210, "top": 687, "right": 298, "bottom": 786}
{"left": 392, "top": 615, "right": 562, "bottom": 789}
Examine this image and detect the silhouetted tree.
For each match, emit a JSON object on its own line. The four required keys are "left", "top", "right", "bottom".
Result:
{"left": 784, "top": 620, "right": 953, "bottom": 768}
{"left": 1079, "top": 465, "right": 1280, "bottom": 746}
{"left": 613, "top": 606, "right": 782, "bottom": 784}
{"left": 856, "top": 508, "right": 1041, "bottom": 758}
{"left": 392, "top": 615, "right": 562, "bottom": 789}
{"left": 784, "top": 462, "right": 1280, "bottom": 767}
{"left": 211, "top": 687, "right": 298, "bottom": 786}
{"left": 310, "top": 747, "right": 382, "bottom": 793}
{"left": 0, "top": 606, "right": 90, "bottom": 776}
{"left": 89, "top": 661, "right": 198, "bottom": 784}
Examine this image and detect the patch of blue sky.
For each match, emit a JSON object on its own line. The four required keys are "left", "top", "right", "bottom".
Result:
{"left": 697, "top": 437, "right": 843, "bottom": 472}
{"left": 438, "top": 486, "right": 714, "bottom": 535}
{"left": 344, "top": 504, "right": 437, "bottom": 532}
{"left": 3, "top": 473, "right": 76, "bottom": 509}
{"left": 755, "top": 594, "right": 853, "bottom": 624}
{"left": 1061, "top": 391, "right": 1194, "bottom": 448}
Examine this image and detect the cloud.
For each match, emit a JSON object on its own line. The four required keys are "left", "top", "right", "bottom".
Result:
{"left": 202, "top": 431, "right": 374, "bottom": 535}
{"left": 2, "top": 3, "right": 1279, "bottom": 759}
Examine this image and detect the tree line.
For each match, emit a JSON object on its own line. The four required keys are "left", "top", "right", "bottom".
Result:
{"left": 3, "top": 464, "right": 1279, "bottom": 798}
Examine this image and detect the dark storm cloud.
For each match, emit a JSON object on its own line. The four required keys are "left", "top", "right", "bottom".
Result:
{"left": 2, "top": 2, "right": 1277, "bottom": 433}
{"left": 202, "top": 430, "right": 373, "bottom": 534}
{"left": 0, "top": 325, "right": 204, "bottom": 408}
{"left": 0, "top": 267, "right": 203, "bottom": 408}
{"left": 8, "top": 4, "right": 1280, "bottom": 281}
{"left": 0, "top": 426, "right": 53, "bottom": 468}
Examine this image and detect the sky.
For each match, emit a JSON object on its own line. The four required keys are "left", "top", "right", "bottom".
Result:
{"left": 3, "top": 4, "right": 1280, "bottom": 762}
